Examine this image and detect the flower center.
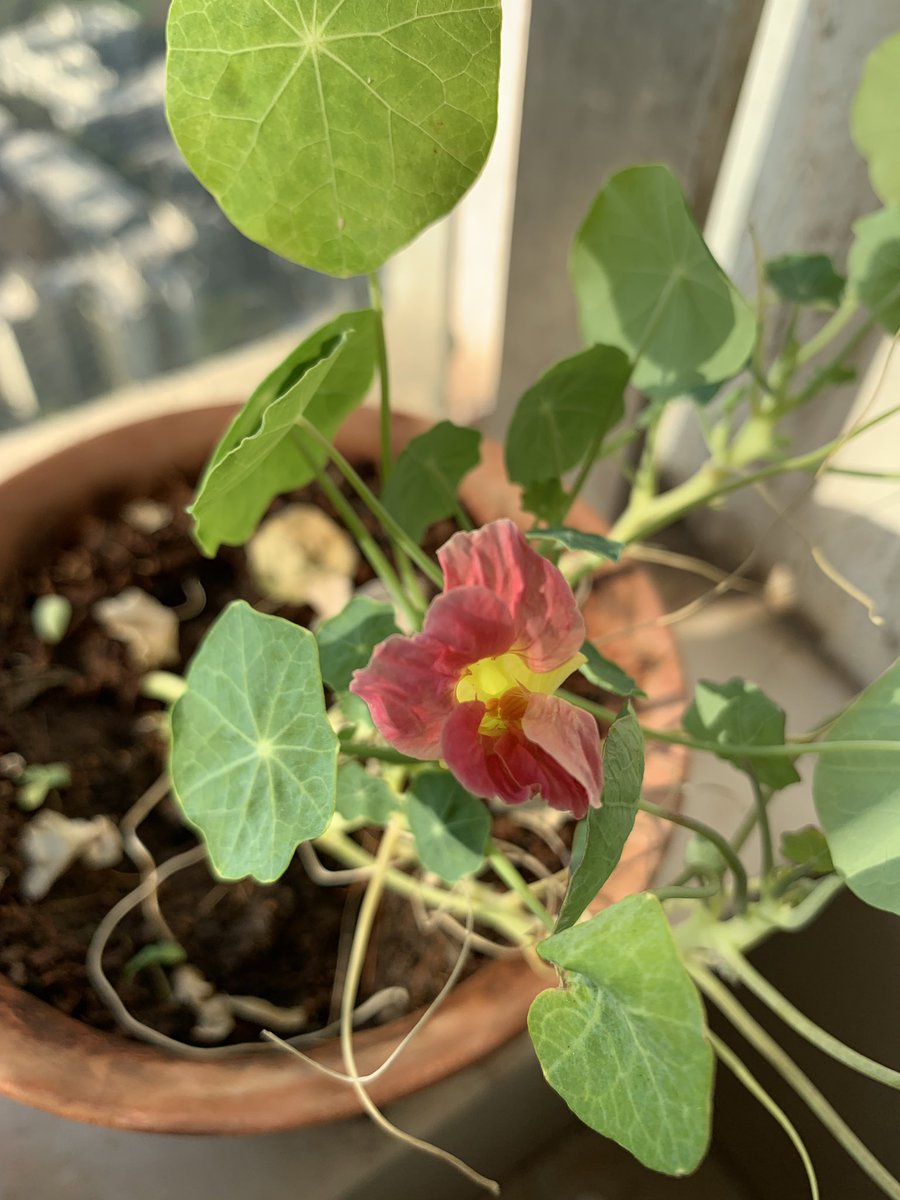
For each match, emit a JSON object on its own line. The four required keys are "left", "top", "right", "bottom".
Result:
{"left": 454, "top": 650, "right": 587, "bottom": 737}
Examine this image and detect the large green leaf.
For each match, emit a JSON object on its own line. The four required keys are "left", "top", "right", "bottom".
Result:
{"left": 847, "top": 206, "right": 900, "bottom": 333}
{"left": 166, "top": 0, "right": 501, "bottom": 277}
{"left": 578, "top": 642, "right": 645, "bottom": 698}
{"left": 505, "top": 345, "right": 631, "bottom": 485}
{"left": 683, "top": 678, "right": 800, "bottom": 792}
{"left": 852, "top": 32, "right": 900, "bottom": 206}
{"left": 555, "top": 705, "right": 644, "bottom": 932}
{"left": 406, "top": 770, "right": 490, "bottom": 884}
{"left": 765, "top": 253, "right": 845, "bottom": 309}
{"left": 170, "top": 601, "right": 338, "bottom": 882}
{"left": 813, "top": 659, "right": 900, "bottom": 914}
{"left": 570, "top": 165, "right": 755, "bottom": 396}
{"left": 381, "top": 421, "right": 481, "bottom": 544}
{"left": 530, "top": 893, "right": 714, "bottom": 1175}
{"left": 192, "top": 310, "right": 377, "bottom": 555}
{"left": 317, "top": 595, "right": 399, "bottom": 693}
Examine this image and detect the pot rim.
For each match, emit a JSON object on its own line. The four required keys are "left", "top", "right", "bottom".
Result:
{"left": 0, "top": 402, "right": 686, "bottom": 1134}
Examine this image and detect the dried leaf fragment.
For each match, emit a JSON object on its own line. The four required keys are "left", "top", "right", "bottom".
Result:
{"left": 93, "top": 587, "right": 180, "bottom": 669}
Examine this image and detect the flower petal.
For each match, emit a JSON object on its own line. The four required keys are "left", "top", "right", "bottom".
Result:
{"left": 350, "top": 633, "right": 456, "bottom": 758}
{"left": 438, "top": 520, "right": 584, "bottom": 672}
{"left": 440, "top": 693, "right": 603, "bottom": 819}
{"left": 423, "top": 586, "right": 515, "bottom": 669}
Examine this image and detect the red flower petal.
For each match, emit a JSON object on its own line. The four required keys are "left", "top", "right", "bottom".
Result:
{"left": 441, "top": 692, "right": 603, "bottom": 819}
{"left": 438, "top": 520, "right": 584, "bottom": 672}
{"left": 423, "top": 586, "right": 516, "bottom": 669}
{"left": 350, "top": 633, "right": 456, "bottom": 758}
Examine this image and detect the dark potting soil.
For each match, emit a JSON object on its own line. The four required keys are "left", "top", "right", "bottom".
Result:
{"left": 0, "top": 469, "right": 570, "bottom": 1048}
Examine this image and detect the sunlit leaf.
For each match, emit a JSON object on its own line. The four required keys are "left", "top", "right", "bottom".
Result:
{"left": 406, "top": 770, "right": 489, "bottom": 884}
{"left": 505, "top": 345, "right": 631, "bottom": 485}
{"left": 317, "top": 595, "right": 399, "bottom": 693}
{"left": 166, "top": 0, "right": 501, "bottom": 276}
{"left": 530, "top": 893, "right": 713, "bottom": 1175}
{"left": 555, "top": 705, "right": 644, "bottom": 932}
{"left": 765, "top": 254, "right": 845, "bottom": 309}
{"left": 170, "top": 601, "right": 338, "bottom": 882}
{"left": 683, "top": 678, "right": 800, "bottom": 791}
{"left": 847, "top": 206, "right": 900, "bottom": 333}
{"left": 571, "top": 164, "right": 755, "bottom": 396}
{"left": 852, "top": 31, "right": 900, "bottom": 206}
{"left": 192, "top": 310, "right": 377, "bottom": 555}
{"left": 381, "top": 421, "right": 481, "bottom": 544}
{"left": 578, "top": 642, "right": 645, "bottom": 698}
{"left": 813, "top": 659, "right": 900, "bottom": 914}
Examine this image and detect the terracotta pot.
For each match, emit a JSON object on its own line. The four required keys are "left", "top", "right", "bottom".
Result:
{"left": 0, "top": 404, "right": 686, "bottom": 1134}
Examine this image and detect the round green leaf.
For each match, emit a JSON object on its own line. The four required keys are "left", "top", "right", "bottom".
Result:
{"left": 381, "top": 421, "right": 481, "bottom": 544}
{"left": 317, "top": 595, "right": 399, "bottom": 693}
{"left": 570, "top": 164, "right": 755, "bottom": 396}
{"left": 813, "top": 659, "right": 900, "bottom": 914}
{"left": 170, "top": 601, "right": 338, "bottom": 882}
{"left": 852, "top": 31, "right": 900, "bottom": 207}
{"left": 166, "top": 0, "right": 501, "bottom": 277}
{"left": 847, "top": 206, "right": 900, "bottom": 333}
{"left": 530, "top": 893, "right": 714, "bottom": 1176}
{"left": 336, "top": 761, "right": 397, "bottom": 825}
{"left": 765, "top": 253, "right": 845, "bottom": 309}
{"left": 407, "top": 770, "right": 490, "bottom": 884}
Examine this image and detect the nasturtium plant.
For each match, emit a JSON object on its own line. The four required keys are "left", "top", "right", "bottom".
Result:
{"left": 813, "top": 659, "right": 900, "bottom": 915}
{"left": 317, "top": 595, "right": 400, "bottom": 693}
{"left": 578, "top": 642, "right": 645, "bottom": 699}
{"left": 335, "top": 761, "right": 397, "bottom": 825}
{"left": 847, "top": 206, "right": 900, "bottom": 333}
{"left": 852, "top": 30, "right": 900, "bottom": 206}
{"left": 406, "top": 770, "right": 490, "bottom": 884}
{"left": 524, "top": 527, "right": 624, "bottom": 561}
{"left": 166, "top": 0, "right": 502, "bottom": 276}
{"left": 555, "top": 704, "right": 644, "bottom": 932}
{"left": 381, "top": 421, "right": 482, "bottom": 544}
{"left": 765, "top": 253, "right": 846, "bottom": 309}
{"left": 170, "top": 602, "right": 338, "bottom": 882}
{"left": 570, "top": 164, "right": 756, "bottom": 396}
{"left": 192, "top": 310, "right": 377, "bottom": 555}
{"left": 505, "top": 345, "right": 631, "bottom": 490}
{"left": 530, "top": 893, "right": 713, "bottom": 1175}
{"left": 683, "top": 678, "right": 800, "bottom": 791}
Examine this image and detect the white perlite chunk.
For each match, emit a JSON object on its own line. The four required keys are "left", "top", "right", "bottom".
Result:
{"left": 93, "top": 587, "right": 180, "bottom": 669}
{"left": 19, "top": 811, "right": 122, "bottom": 901}
{"left": 247, "top": 503, "right": 358, "bottom": 617}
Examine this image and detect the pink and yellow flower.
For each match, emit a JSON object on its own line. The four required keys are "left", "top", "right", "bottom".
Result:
{"left": 350, "top": 520, "right": 603, "bottom": 819}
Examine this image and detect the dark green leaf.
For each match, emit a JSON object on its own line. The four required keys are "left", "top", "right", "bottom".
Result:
{"left": 852, "top": 32, "right": 900, "bottom": 206}
{"left": 524, "top": 527, "right": 624, "bottom": 562}
{"left": 555, "top": 705, "right": 644, "bottom": 932}
{"left": 848, "top": 206, "right": 900, "bottom": 333}
{"left": 578, "top": 642, "right": 645, "bottom": 698}
{"left": 407, "top": 770, "right": 490, "bottom": 884}
{"left": 530, "top": 893, "right": 714, "bottom": 1175}
{"left": 813, "top": 659, "right": 900, "bottom": 914}
{"left": 571, "top": 164, "right": 755, "bottom": 396}
{"left": 381, "top": 421, "right": 481, "bottom": 544}
{"left": 683, "top": 678, "right": 800, "bottom": 791}
{"left": 166, "top": 0, "right": 501, "bottom": 277}
{"left": 521, "top": 478, "right": 569, "bottom": 525}
{"left": 335, "top": 761, "right": 396, "bottom": 825}
{"left": 780, "top": 827, "right": 834, "bottom": 875}
{"left": 123, "top": 941, "right": 187, "bottom": 982}
{"left": 192, "top": 310, "right": 377, "bottom": 555}
{"left": 765, "top": 254, "right": 845, "bottom": 308}
{"left": 317, "top": 596, "right": 399, "bottom": 693}
{"left": 170, "top": 601, "right": 338, "bottom": 882}
{"left": 505, "top": 345, "right": 631, "bottom": 485}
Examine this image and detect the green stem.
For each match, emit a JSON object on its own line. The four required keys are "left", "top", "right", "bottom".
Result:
{"left": 367, "top": 271, "right": 392, "bottom": 484}
{"left": 339, "top": 740, "right": 419, "bottom": 766}
{"left": 653, "top": 881, "right": 720, "bottom": 903}
{"left": 637, "top": 798, "right": 749, "bottom": 913}
{"left": 720, "top": 948, "right": 900, "bottom": 1091}
{"left": 751, "top": 777, "right": 774, "bottom": 881}
{"left": 792, "top": 298, "right": 861, "bottom": 369}
{"left": 296, "top": 417, "right": 444, "bottom": 589}
{"left": 691, "top": 963, "right": 900, "bottom": 1200}
{"left": 289, "top": 432, "right": 419, "bottom": 629}
{"left": 486, "top": 842, "right": 555, "bottom": 932}
{"left": 316, "top": 827, "right": 537, "bottom": 945}
{"left": 709, "top": 1031, "right": 820, "bottom": 1200}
